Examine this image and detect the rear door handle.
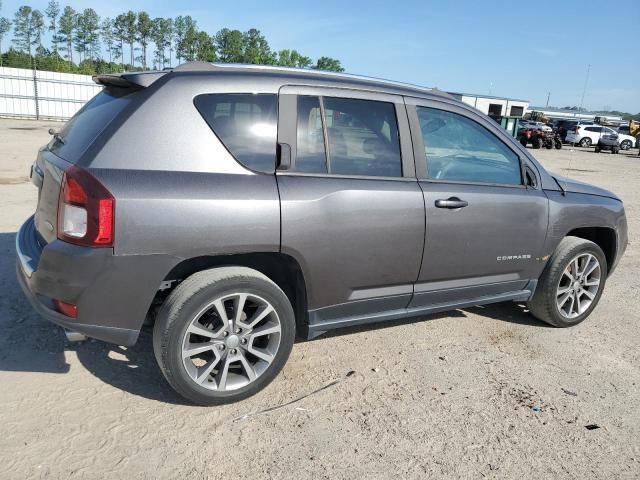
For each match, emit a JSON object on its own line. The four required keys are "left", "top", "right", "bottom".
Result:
{"left": 434, "top": 197, "right": 468, "bottom": 209}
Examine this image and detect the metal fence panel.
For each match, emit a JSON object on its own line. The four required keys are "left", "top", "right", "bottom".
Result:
{"left": 0, "top": 66, "right": 103, "bottom": 121}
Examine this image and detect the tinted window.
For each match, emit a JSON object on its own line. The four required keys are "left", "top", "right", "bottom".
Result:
{"left": 195, "top": 94, "right": 277, "bottom": 173}
{"left": 296, "top": 96, "right": 327, "bottom": 173}
{"left": 417, "top": 107, "right": 522, "bottom": 185}
{"left": 50, "top": 88, "right": 138, "bottom": 162}
{"left": 585, "top": 127, "right": 601, "bottom": 132}
{"left": 322, "top": 97, "right": 402, "bottom": 177}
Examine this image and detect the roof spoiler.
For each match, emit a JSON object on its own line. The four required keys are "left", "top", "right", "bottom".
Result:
{"left": 92, "top": 71, "right": 167, "bottom": 89}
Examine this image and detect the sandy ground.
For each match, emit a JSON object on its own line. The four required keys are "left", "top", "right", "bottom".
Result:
{"left": 0, "top": 118, "right": 638, "bottom": 479}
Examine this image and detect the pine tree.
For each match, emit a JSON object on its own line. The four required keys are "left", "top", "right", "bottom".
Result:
{"left": 136, "top": 11, "right": 152, "bottom": 69}
{"left": 58, "top": 6, "right": 76, "bottom": 66}
{"left": 44, "top": 1, "right": 60, "bottom": 55}
{"left": 12, "top": 6, "right": 44, "bottom": 61}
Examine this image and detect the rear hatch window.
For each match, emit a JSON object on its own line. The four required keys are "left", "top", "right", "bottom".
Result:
{"left": 49, "top": 88, "right": 139, "bottom": 162}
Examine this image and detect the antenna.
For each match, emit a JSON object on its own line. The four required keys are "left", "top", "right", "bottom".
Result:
{"left": 579, "top": 64, "right": 591, "bottom": 111}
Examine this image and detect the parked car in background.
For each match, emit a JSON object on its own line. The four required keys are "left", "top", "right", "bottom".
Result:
{"left": 16, "top": 63, "right": 628, "bottom": 405}
{"left": 566, "top": 125, "right": 631, "bottom": 148}
{"left": 616, "top": 126, "right": 637, "bottom": 150}
{"left": 595, "top": 133, "right": 620, "bottom": 154}
{"left": 554, "top": 120, "right": 594, "bottom": 142}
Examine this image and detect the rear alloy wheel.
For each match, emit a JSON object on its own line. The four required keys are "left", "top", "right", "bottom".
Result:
{"left": 153, "top": 267, "right": 295, "bottom": 405}
{"left": 620, "top": 140, "right": 632, "bottom": 150}
{"left": 579, "top": 137, "right": 592, "bottom": 147}
{"left": 529, "top": 236, "right": 607, "bottom": 327}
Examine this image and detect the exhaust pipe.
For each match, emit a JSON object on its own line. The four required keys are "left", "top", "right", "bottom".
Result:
{"left": 65, "top": 329, "right": 87, "bottom": 342}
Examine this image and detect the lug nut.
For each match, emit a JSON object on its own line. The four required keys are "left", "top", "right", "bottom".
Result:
{"left": 241, "top": 338, "right": 247, "bottom": 344}
{"left": 217, "top": 344, "right": 225, "bottom": 350}
{"left": 223, "top": 331, "right": 228, "bottom": 337}
{"left": 235, "top": 328, "right": 242, "bottom": 334}
{"left": 231, "top": 349, "right": 237, "bottom": 354}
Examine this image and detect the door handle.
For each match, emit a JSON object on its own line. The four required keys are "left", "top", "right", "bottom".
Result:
{"left": 277, "top": 143, "right": 291, "bottom": 170}
{"left": 434, "top": 197, "right": 468, "bottom": 209}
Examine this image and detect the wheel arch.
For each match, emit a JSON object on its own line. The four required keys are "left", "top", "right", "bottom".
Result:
{"left": 565, "top": 226, "right": 617, "bottom": 274}
{"left": 150, "top": 253, "right": 309, "bottom": 338}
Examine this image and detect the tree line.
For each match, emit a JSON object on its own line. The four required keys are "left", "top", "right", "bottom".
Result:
{"left": 0, "top": 1, "right": 345, "bottom": 75}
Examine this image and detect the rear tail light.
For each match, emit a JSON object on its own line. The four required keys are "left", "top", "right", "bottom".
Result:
{"left": 57, "top": 165, "right": 115, "bottom": 247}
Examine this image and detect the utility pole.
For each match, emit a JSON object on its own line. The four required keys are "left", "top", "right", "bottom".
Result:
{"left": 579, "top": 64, "right": 591, "bottom": 112}
{"left": 546, "top": 92, "right": 551, "bottom": 107}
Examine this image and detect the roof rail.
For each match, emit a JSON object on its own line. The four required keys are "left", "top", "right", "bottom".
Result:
{"left": 171, "top": 61, "right": 451, "bottom": 98}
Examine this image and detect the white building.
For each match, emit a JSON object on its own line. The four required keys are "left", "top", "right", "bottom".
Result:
{"left": 448, "top": 92, "right": 529, "bottom": 118}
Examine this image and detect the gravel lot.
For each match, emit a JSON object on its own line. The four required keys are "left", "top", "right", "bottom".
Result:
{"left": 0, "top": 118, "right": 638, "bottom": 479}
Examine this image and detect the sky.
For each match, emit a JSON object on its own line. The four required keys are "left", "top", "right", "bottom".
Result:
{"left": 2, "top": 0, "right": 639, "bottom": 112}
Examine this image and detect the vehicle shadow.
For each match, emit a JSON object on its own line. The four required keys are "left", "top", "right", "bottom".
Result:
{"left": 0, "top": 232, "right": 70, "bottom": 374}
{"left": 0, "top": 231, "right": 186, "bottom": 404}
{"left": 0, "top": 230, "right": 549, "bottom": 404}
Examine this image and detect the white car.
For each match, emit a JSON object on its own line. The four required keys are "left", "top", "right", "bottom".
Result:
{"left": 566, "top": 125, "right": 637, "bottom": 149}
{"left": 617, "top": 127, "right": 638, "bottom": 150}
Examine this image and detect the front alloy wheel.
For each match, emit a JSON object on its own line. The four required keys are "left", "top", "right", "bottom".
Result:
{"left": 528, "top": 236, "right": 607, "bottom": 327}
{"left": 555, "top": 253, "right": 601, "bottom": 319}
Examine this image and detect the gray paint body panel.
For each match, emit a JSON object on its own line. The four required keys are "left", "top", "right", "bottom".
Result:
{"left": 277, "top": 175, "right": 424, "bottom": 312}
{"left": 412, "top": 182, "right": 549, "bottom": 306}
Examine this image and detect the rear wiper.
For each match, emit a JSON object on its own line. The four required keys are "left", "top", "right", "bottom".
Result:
{"left": 48, "top": 128, "right": 65, "bottom": 145}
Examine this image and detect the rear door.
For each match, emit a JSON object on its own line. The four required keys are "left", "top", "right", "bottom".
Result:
{"left": 276, "top": 86, "right": 425, "bottom": 324}
{"left": 406, "top": 98, "right": 549, "bottom": 307}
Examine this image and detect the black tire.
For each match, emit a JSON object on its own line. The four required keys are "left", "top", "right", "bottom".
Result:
{"left": 595, "top": 146, "right": 600, "bottom": 153}
{"left": 612, "top": 148, "right": 619, "bottom": 154}
{"left": 620, "top": 140, "right": 631, "bottom": 150}
{"left": 532, "top": 137, "right": 543, "bottom": 149}
{"left": 153, "top": 266, "right": 296, "bottom": 405}
{"left": 555, "top": 140, "right": 562, "bottom": 149}
{"left": 519, "top": 137, "right": 528, "bottom": 147}
{"left": 528, "top": 236, "right": 607, "bottom": 328}
{"left": 579, "top": 137, "right": 592, "bottom": 147}
{"left": 545, "top": 140, "right": 553, "bottom": 149}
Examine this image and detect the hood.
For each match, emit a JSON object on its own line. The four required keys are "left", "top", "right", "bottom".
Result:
{"left": 553, "top": 175, "right": 621, "bottom": 201}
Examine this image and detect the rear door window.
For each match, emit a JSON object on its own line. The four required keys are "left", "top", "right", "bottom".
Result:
{"left": 294, "top": 96, "right": 402, "bottom": 177}
{"left": 50, "top": 88, "right": 138, "bottom": 162}
{"left": 195, "top": 94, "right": 278, "bottom": 173}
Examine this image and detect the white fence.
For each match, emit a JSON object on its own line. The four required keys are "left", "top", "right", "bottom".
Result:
{"left": 0, "top": 66, "right": 102, "bottom": 121}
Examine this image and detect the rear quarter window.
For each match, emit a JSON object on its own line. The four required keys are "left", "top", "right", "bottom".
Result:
{"left": 50, "top": 87, "right": 138, "bottom": 162}
{"left": 194, "top": 94, "right": 278, "bottom": 174}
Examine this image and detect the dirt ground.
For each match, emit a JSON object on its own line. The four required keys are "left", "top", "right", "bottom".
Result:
{"left": 0, "top": 118, "right": 638, "bottom": 479}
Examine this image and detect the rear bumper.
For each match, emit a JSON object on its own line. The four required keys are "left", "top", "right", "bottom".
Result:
{"left": 16, "top": 216, "right": 178, "bottom": 346}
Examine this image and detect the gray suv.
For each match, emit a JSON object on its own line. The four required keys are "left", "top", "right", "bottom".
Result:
{"left": 16, "top": 63, "right": 628, "bottom": 405}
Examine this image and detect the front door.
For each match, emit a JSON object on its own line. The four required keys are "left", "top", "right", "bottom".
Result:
{"left": 406, "top": 99, "right": 549, "bottom": 307}
{"left": 276, "top": 86, "right": 425, "bottom": 325}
